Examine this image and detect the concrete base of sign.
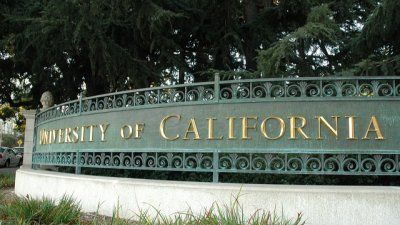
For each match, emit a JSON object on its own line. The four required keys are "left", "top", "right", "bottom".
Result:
{"left": 15, "top": 168, "right": 400, "bottom": 225}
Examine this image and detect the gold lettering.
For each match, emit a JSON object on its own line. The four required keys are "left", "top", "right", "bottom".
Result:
{"left": 260, "top": 117, "right": 285, "bottom": 140}
{"left": 207, "top": 118, "right": 223, "bottom": 140}
{"left": 160, "top": 115, "right": 181, "bottom": 140}
{"left": 40, "top": 130, "right": 48, "bottom": 145}
{"left": 120, "top": 125, "right": 133, "bottom": 139}
{"left": 48, "top": 130, "right": 56, "bottom": 144}
{"left": 316, "top": 116, "right": 339, "bottom": 140}
{"left": 241, "top": 116, "right": 258, "bottom": 140}
{"left": 99, "top": 123, "right": 109, "bottom": 142}
{"left": 183, "top": 118, "right": 201, "bottom": 140}
{"left": 80, "top": 126, "right": 91, "bottom": 142}
{"left": 64, "top": 128, "right": 72, "bottom": 143}
{"left": 88, "top": 125, "right": 96, "bottom": 142}
{"left": 80, "top": 126, "right": 85, "bottom": 142}
{"left": 346, "top": 116, "right": 357, "bottom": 140}
{"left": 363, "top": 116, "right": 385, "bottom": 140}
{"left": 71, "top": 127, "right": 79, "bottom": 143}
{"left": 289, "top": 116, "right": 310, "bottom": 139}
{"left": 58, "top": 129, "right": 64, "bottom": 143}
{"left": 226, "top": 117, "right": 236, "bottom": 140}
{"left": 135, "top": 123, "right": 145, "bottom": 139}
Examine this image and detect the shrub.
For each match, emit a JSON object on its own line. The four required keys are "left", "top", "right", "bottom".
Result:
{"left": 0, "top": 174, "right": 15, "bottom": 189}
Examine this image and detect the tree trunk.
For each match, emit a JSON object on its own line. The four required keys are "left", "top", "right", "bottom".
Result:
{"left": 298, "top": 39, "right": 313, "bottom": 76}
{"left": 85, "top": 57, "right": 108, "bottom": 96}
{"left": 243, "top": 0, "right": 258, "bottom": 71}
{"left": 178, "top": 70, "right": 185, "bottom": 84}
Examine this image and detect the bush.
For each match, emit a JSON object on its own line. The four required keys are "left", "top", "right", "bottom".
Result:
{"left": 0, "top": 174, "right": 15, "bottom": 189}
{"left": 0, "top": 134, "right": 18, "bottom": 147}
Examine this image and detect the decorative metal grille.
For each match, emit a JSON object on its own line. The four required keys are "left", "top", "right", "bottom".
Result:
{"left": 35, "top": 76, "right": 400, "bottom": 125}
{"left": 32, "top": 75, "right": 400, "bottom": 182}
{"left": 32, "top": 151, "right": 400, "bottom": 176}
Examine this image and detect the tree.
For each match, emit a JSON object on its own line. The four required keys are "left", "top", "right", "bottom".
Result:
{"left": 352, "top": 0, "right": 400, "bottom": 76}
{"left": 258, "top": 4, "right": 341, "bottom": 77}
{"left": 0, "top": 0, "right": 398, "bottom": 108}
{"left": 1, "top": 134, "right": 17, "bottom": 147}
{"left": 0, "top": 0, "right": 26, "bottom": 106}
{"left": 0, "top": 104, "right": 15, "bottom": 122}
{"left": 0, "top": 104, "right": 16, "bottom": 146}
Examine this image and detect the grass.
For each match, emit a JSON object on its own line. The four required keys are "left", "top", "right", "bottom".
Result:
{"left": 0, "top": 174, "right": 15, "bottom": 189}
{"left": 0, "top": 181, "right": 305, "bottom": 225}
{"left": 137, "top": 195, "right": 304, "bottom": 225}
{"left": 0, "top": 195, "right": 82, "bottom": 225}
{"left": 80, "top": 205, "right": 132, "bottom": 225}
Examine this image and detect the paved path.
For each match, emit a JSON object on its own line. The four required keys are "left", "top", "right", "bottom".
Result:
{"left": 0, "top": 167, "right": 18, "bottom": 175}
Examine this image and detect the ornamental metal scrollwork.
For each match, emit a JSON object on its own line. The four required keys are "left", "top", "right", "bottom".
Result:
{"left": 305, "top": 83, "right": 320, "bottom": 97}
{"left": 32, "top": 151, "right": 400, "bottom": 177}
{"left": 270, "top": 84, "right": 285, "bottom": 97}
{"left": 186, "top": 88, "right": 200, "bottom": 101}
{"left": 252, "top": 85, "right": 267, "bottom": 98}
{"left": 135, "top": 93, "right": 146, "bottom": 105}
{"left": 220, "top": 87, "right": 233, "bottom": 100}
{"left": 35, "top": 77, "right": 400, "bottom": 124}
{"left": 203, "top": 88, "right": 215, "bottom": 101}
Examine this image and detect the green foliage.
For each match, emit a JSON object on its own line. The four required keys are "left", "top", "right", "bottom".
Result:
{"left": 1, "top": 0, "right": 399, "bottom": 108}
{"left": 1, "top": 134, "right": 17, "bottom": 147}
{"left": 257, "top": 4, "right": 340, "bottom": 77}
{"left": 352, "top": 55, "right": 400, "bottom": 76}
{"left": 0, "top": 104, "right": 15, "bottom": 121}
{"left": 0, "top": 192, "right": 304, "bottom": 225}
{"left": 198, "top": 69, "right": 259, "bottom": 81}
{"left": 137, "top": 195, "right": 304, "bottom": 225}
{"left": 0, "top": 174, "right": 15, "bottom": 189}
{"left": 13, "top": 107, "right": 26, "bottom": 133}
{"left": 352, "top": 0, "right": 400, "bottom": 76}
{"left": 361, "top": 0, "right": 400, "bottom": 53}
{"left": 0, "top": 195, "right": 81, "bottom": 225}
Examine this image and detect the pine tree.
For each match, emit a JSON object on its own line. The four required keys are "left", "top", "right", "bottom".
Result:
{"left": 352, "top": 0, "right": 400, "bottom": 76}
{"left": 0, "top": 0, "right": 398, "bottom": 107}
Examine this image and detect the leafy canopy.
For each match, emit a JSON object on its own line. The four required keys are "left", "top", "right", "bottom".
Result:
{"left": 0, "top": 0, "right": 398, "bottom": 108}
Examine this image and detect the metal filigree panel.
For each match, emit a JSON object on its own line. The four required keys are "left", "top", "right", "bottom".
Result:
{"left": 32, "top": 75, "right": 400, "bottom": 182}
{"left": 32, "top": 151, "right": 400, "bottom": 181}
{"left": 35, "top": 76, "right": 400, "bottom": 125}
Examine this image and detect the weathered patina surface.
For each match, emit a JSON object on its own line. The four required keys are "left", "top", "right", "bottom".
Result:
{"left": 32, "top": 76, "right": 400, "bottom": 181}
